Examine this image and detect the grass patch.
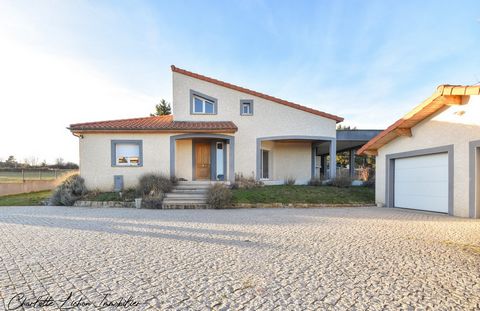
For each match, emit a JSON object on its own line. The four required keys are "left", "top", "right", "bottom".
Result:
{"left": 0, "top": 191, "right": 52, "bottom": 206}
{"left": 81, "top": 189, "right": 137, "bottom": 202}
{"left": 232, "top": 185, "right": 375, "bottom": 204}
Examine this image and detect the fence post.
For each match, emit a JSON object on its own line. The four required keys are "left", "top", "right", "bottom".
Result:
{"left": 55, "top": 169, "right": 58, "bottom": 179}
{"left": 39, "top": 170, "right": 42, "bottom": 180}
{"left": 22, "top": 169, "right": 25, "bottom": 183}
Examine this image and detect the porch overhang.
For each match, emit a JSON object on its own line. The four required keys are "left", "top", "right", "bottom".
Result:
{"left": 170, "top": 133, "right": 235, "bottom": 183}
{"left": 256, "top": 135, "right": 337, "bottom": 180}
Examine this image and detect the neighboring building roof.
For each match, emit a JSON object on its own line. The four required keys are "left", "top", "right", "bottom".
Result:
{"left": 69, "top": 115, "right": 238, "bottom": 133}
{"left": 171, "top": 65, "right": 344, "bottom": 123}
{"left": 357, "top": 85, "right": 480, "bottom": 156}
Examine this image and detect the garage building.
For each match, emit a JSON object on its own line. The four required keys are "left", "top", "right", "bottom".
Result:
{"left": 358, "top": 85, "right": 480, "bottom": 218}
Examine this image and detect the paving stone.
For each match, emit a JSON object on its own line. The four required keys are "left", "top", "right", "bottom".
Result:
{"left": 0, "top": 206, "right": 478, "bottom": 310}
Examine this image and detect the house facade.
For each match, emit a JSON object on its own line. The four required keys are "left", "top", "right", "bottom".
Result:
{"left": 358, "top": 85, "right": 480, "bottom": 218}
{"left": 69, "top": 66, "right": 344, "bottom": 190}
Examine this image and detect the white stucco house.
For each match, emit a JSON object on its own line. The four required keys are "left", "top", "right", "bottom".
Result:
{"left": 71, "top": 66, "right": 379, "bottom": 191}
{"left": 358, "top": 85, "right": 480, "bottom": 218}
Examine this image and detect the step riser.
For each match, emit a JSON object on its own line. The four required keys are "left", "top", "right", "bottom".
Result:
{"left": 162, "top": 204, "right": 208, "bottom": 209}
{"left": 164, "top": 195, "right": 206, "bottom": 200}
{"left": 162, "top": 199, "right": 207, "bottom": 204}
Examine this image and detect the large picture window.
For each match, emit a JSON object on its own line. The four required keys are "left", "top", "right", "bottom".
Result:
{"left": 190, "top": 90, "right": 217, "bottom": 114}
{"left": 111, "top": 140, "right": 143, "bottom": 167}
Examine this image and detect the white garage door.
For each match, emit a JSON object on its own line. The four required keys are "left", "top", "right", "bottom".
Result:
{"left": 394, "top": 153, "right": 448, "bottom": 213}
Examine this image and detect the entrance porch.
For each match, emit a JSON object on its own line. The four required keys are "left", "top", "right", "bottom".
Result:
{"left": 170, "top": 134, "right": 235, "bottom": 182}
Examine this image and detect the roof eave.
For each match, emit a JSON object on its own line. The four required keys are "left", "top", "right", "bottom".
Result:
{"left": 171, "top": 65, "right": 344, "bottom": 123}
{"left": 69, "top": 128, "right": 238, "bottom": 134}
{"left": 357, "top": 84, "right": 479, "bottom": 156}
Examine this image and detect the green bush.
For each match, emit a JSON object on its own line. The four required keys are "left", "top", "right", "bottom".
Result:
{"left": 207, "top": 184, "right": 232, "bottom": 209}
{"left": 50, "top": 174, "right": 87, "bottom": 206}
{"left": 137, "top": 173, "right": 174, "bottom": 197}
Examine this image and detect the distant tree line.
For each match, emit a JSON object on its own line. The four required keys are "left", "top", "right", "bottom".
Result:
{"left": 0, "top": 155, "right": 79, "bottom": 169}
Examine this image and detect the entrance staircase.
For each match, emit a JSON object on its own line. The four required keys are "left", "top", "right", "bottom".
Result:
{"left": 162, "top": 181, "right": 228, "bottom": 209}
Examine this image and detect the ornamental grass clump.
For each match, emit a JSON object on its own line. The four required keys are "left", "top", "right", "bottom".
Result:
{"left": 50, "top": 174, "right": 87, "bottom": 206}
{"left": 331, "top": 171, "right": 352, "bottom": 188}
{"left": 136, "top": 173, "right": 175, "bottom": 197}
{"left": 206, "top": 184, "right": 232, "bottom": 209}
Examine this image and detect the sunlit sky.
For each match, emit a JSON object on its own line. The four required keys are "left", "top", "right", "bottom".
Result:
{"left": 0, "top": 0, "right": 479, "bottom": 164}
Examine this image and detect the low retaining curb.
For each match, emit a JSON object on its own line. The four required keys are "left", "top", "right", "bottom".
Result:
{"left": 74, "top": 201, "right": 135, "bottom": 208}
{"left": 231, "top": 203, "right": 376, "bottom": 208}
{"left": 73, "top": 200, "right": 375, "bottom": 209}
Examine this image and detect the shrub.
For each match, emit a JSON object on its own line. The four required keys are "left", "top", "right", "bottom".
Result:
{"left": 331, "top": 171, "right": 352, "bottom": 188}
{"left": 50, "top": 174, "right": 87, "bottom": 206}
{"left": 359, "top": 166, "right": 373, "bottom": 181}
{"left": 363, "top": 175, "right": 375, "bottom": 188}
{"left": 206, "top": 184, "right": 232, "bottom": 209}
{"left": 141, "top": 196, "right": 164, "bottom": 209}
{"left": 231, "top": 172, "right": 263, "bottom": 189}
{"left": 284, "top": 176, "right": 296, "bottom": 185}
{"left": 308, "top": 177, "right": 323, "bottom": 186}
{"left": 137, "top": 173, "right": 174, "bottom": 197}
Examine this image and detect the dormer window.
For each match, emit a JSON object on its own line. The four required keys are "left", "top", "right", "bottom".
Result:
{"left": 240, "top": 100, "right": 253, "bottom": 116}
{"left": 190, "top": 90, "right": 217, "bottom": 115}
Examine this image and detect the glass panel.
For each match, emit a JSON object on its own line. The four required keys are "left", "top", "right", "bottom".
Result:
{"left": 194, "top": 97, "right": 203, "bottom": 113}
{"left": 116, "top": 143, "right": 140, "bottom": 166}
{"left": 243, "top": 103, "right": 250, "bottom": 114}
{"left": 216, "top": 143, "right": 224, "bottom": 180}
{"left": 262, "top": 149, "right": 269, "bottom": 179}
{"left": 205, "top": 100, "right": 214, "bottom": 114}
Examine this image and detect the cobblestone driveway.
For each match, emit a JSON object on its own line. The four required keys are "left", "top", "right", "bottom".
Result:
{"left": 0, "top": 206, "right": 479, "bottom": 310}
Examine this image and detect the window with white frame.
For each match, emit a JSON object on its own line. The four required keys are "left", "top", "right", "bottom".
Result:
{"left": 240, "top": 100, "right": 253, "bottom": 115}
{"left": 112, "top": 141, "right": 142, "bottom": 166}
{"left": 192, "top": 93, "right": 216, "bottom": 114}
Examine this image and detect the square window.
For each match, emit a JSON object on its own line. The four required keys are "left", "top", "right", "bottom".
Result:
{"left": 240, "top": 100, "right": 253, "bottom": 115}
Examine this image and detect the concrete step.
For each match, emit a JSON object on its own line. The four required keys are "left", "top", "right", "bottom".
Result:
{"left": 175, "top": 185, "right": 211, "bottom": 190}
{"left": 162, "top": 203, "right": 208, "bottom": 209}
{"left": 177, "top": 180, "right": 230, "bottom": 185}
{"left": 164, "top": 193, "right": 206, "bottom": 200}
{"left": 162, "top": 200, "right": 207, "bottom": 205}
{"left": 171, "top": 189, "right": 208, "bottom": 194}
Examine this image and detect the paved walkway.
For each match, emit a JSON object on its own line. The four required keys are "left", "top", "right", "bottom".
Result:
{"left": 0, "top": 206, "right": 479, "bottom": 310}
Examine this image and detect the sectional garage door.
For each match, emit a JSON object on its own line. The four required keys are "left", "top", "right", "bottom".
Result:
{"left": 394, "top": 153, "right": 448, "bottom": 213}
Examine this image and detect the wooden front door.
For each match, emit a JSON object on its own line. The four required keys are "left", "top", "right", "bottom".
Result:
{"left": 195, "top": 143, "right": 211, "bottom": 180}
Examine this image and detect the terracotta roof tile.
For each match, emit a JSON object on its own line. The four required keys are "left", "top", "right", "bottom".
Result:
{"left": 69, "top": 115, "right": 238, "bottom": 133}
{"left": 171, "top": 65, "right": 344, "bottom": 123}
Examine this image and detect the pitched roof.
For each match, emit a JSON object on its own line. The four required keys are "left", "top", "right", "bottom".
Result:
{"left": 69, "top": 115, "right": 238, "bottom": 133}
{"left": 357, "top": 85, "right": 480, "bottom": 156}
{"left": 171, "top": 65, "right": 344, "bottom": 123}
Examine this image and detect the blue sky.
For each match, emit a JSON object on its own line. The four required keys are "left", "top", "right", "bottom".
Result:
{"left": 0, "top": 0, "right": 479, "bottom": 163}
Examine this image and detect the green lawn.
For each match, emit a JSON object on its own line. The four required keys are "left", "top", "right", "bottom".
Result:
{"left": 232, "top": 185, "right": 375, "bottom": 204}
{"left": 0, "top": 191, "right": 52, "bottom": 206}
